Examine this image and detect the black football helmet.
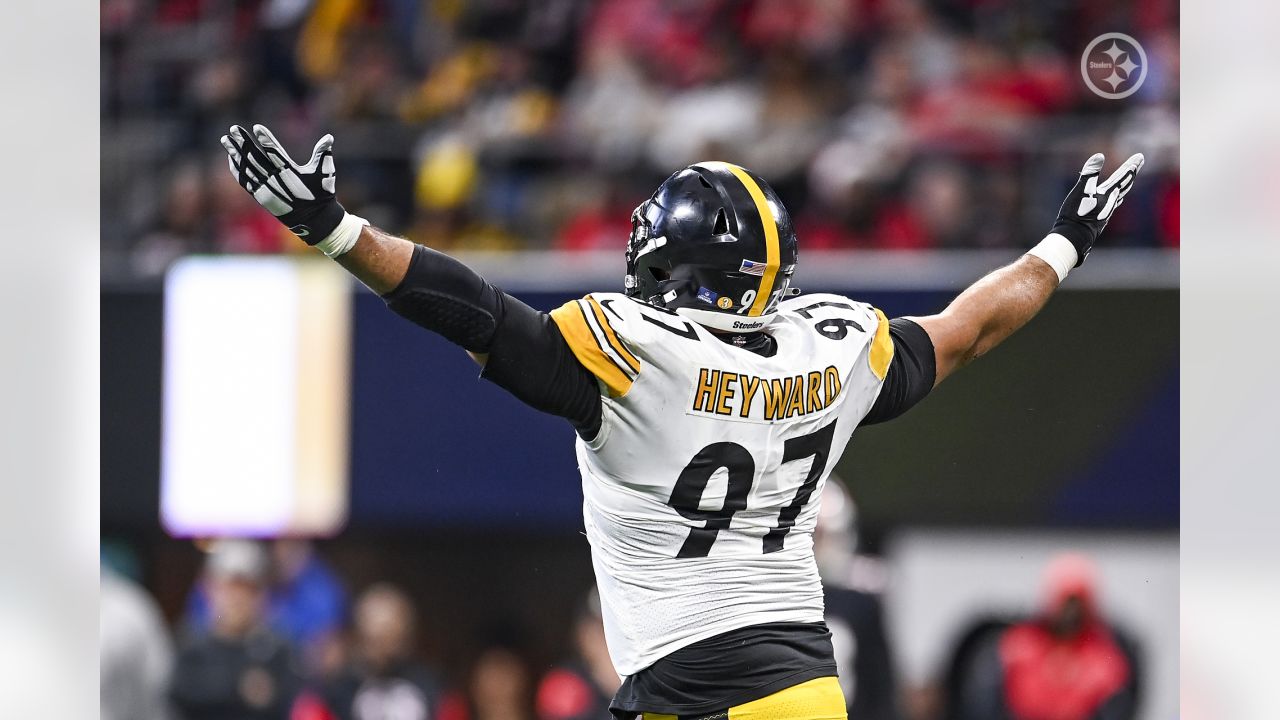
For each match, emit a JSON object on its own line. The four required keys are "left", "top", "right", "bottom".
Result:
{"left": 624, "top": 161, "right": 798, "bottom": 332}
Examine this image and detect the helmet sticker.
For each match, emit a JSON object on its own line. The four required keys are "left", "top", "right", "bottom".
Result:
{"left": 697, "top": 287, "right": 718, "bottom": 304}
{"left": 739, "top": 259, "right": 767, "bottom": 277}
{"left": 716, "top": 296, "right": 734, "bottom": 309}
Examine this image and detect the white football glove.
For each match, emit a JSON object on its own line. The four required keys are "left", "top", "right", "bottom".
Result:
{"left": 220, "top": 124, "right": 346, "bottom": 243}
{"left": 1050, "top": 152, "right": 1145, "bottom": 266}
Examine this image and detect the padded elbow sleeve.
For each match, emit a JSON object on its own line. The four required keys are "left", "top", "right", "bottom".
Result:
{"left": 382, "top": 245, "right": 501, "bottom": 353}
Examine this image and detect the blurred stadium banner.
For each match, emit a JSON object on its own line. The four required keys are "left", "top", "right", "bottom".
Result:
{"left": 160, "top": 257, "right": 351, "bottom": 537}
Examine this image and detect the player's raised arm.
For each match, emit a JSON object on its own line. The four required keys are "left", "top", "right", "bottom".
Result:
{"left": 220, "top": 124, "right": 423, "bottom": 294}
{"left": 909, "top": 152, "right": 1145, "bottom": 386}
{"left": 220, "top": 124, "right": 604, "bottom": 434}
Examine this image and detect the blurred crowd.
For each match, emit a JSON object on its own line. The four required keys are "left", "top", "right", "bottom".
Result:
{"left": 101, "top": 0, "right": 1179, "bottom": 277}
{"left": 101, "top": 482, "right": 1142, "bottom": 720}
{"left": 103, "top": 538, "right": 620, "bottom": 720}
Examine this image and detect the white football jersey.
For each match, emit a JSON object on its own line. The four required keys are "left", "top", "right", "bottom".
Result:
{"left": 550, "top": 291, "right": 895, "bottom": 676}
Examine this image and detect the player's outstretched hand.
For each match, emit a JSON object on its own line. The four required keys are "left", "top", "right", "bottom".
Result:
{"left": 1050, "top": 152, "right": 1145, "bottom": 266}
{"left": 220, "top": 124, "right": 345, "bottom": 244}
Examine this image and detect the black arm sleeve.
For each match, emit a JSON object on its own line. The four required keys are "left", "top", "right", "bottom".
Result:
{"left": 382, "top": 245, "right": 602, "bottom": 437}
{"left": 861, "top": 318, "right": 937, "bottom": 426}
{"left": 480, "top": 296, "right": 603, "bottom": 438}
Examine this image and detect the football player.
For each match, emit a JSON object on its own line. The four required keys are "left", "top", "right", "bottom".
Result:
{"left": 221, "top": 124, "right": 1143, "bottom": 720}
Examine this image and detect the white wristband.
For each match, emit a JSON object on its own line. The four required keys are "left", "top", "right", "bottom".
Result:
{"left": 314, "top": 213, "right": 369, "bottom": 258}
{"left": 1026, "top": 233, "right": 1079, "bottom": 283}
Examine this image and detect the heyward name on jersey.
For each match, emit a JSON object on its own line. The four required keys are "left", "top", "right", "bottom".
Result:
{"left": 691, "top": 365, "right": 845, "bottom": 421}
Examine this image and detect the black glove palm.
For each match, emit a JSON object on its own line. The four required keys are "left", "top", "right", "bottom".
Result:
{"left": 1051, "top": 152, "right": 1145, "bottom": 266}
{"left": 220, "top": 124, "right": 345, "bottom": 244}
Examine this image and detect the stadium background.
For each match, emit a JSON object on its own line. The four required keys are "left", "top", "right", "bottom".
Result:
{"left": 100, "top": 0, "right": 1178, "bottom": 719}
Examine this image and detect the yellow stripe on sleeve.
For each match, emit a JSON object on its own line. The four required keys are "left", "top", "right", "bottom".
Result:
{"left": 869, "top": 308, "right": 894, "bottom": 381}
{"left": 550, "top": 298, "right": 635, "bottom": 397}
{"left": 586, "top": 297, "right": 640, "bottom": 374}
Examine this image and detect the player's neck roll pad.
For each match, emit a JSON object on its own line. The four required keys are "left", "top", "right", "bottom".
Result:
{"left": 382, "top": 244, "right": 502, "bottom": 353}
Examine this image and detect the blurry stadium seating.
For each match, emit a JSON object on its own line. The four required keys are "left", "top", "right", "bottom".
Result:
{"left": 102, "top": 0, "right": 1179, "bottom": 277}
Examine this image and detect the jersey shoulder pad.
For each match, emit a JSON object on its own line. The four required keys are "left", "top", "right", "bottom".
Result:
{"left": 549, "top": 293, "right": 643, "bottom": 397}
{"left": 778, "top": 293, "right": 895, "bottom": 381}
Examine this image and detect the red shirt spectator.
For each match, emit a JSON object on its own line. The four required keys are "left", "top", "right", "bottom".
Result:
{"left": 998, "top": 554, "right": 1133, "bottom": 720}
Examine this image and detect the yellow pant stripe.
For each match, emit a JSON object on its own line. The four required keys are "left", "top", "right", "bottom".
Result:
{"left": 728, "top": 677, "right": 846, "bottom": 720}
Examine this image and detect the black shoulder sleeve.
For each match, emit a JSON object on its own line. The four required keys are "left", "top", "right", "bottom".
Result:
{"left": 481, "top": 295, "right": 603, "bottom": 439}
{"left": 861, "top": 318, "right": 936, "bottom": 426}
{"left": 382, "top": 245, "right": 602, "bottom": 437}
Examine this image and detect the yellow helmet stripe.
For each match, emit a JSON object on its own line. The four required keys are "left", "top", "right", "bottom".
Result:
{"left": 720, "top": 163, "right": 780, "bottom": 317}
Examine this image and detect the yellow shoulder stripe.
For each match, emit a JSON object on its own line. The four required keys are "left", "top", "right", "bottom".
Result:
{"left": 550, "top": 298, "right": 636, "bottom": 397}
{"left": 869, "top": 308, "right": 894, "bottom": 381}
{"left": 586, "top": 297, "right": 640, "bottom": 373}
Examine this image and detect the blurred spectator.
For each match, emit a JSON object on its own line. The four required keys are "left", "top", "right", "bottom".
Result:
{"left": 272, "top": 540, "right": 350, "bottom": 662}
{"left": 207, "top": 156, "right": 300, "bottom": 255}
{"left": 560, "top": 45, "right": 659, "bottom": 171}
{"left": 815, "top": 479, "right": 901, "bottom": 720}
{"left": 171, "top": 539, "right": 302, "bottom": 720}
{"left": 902, "top": 161, "right": 977, "bottom": 249}
{"left": 997, "top": 555, "right": 1137, "bottom": 720}
{"left": 534, "top": 589, "right": 618, "bottom": 720}
{"left": 315, "top": 583, "right": 443, "bottom": 720}
{"left": 551, "top": 178, "right": 636, "bottom": 252}
{"left": 439, "top": 637, "right": 535, "bottom": 720}
{"left": 186, "top": 539, "right": 349, "bottom": 676}
{"left": 944, "top": 554, "right": 1140, "bottom": 720}
{"left": 101, "top": 563, "right": 175, "bottom": 720}
{"left": 131, "top": 159, "right": 212, "bottom": 275}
